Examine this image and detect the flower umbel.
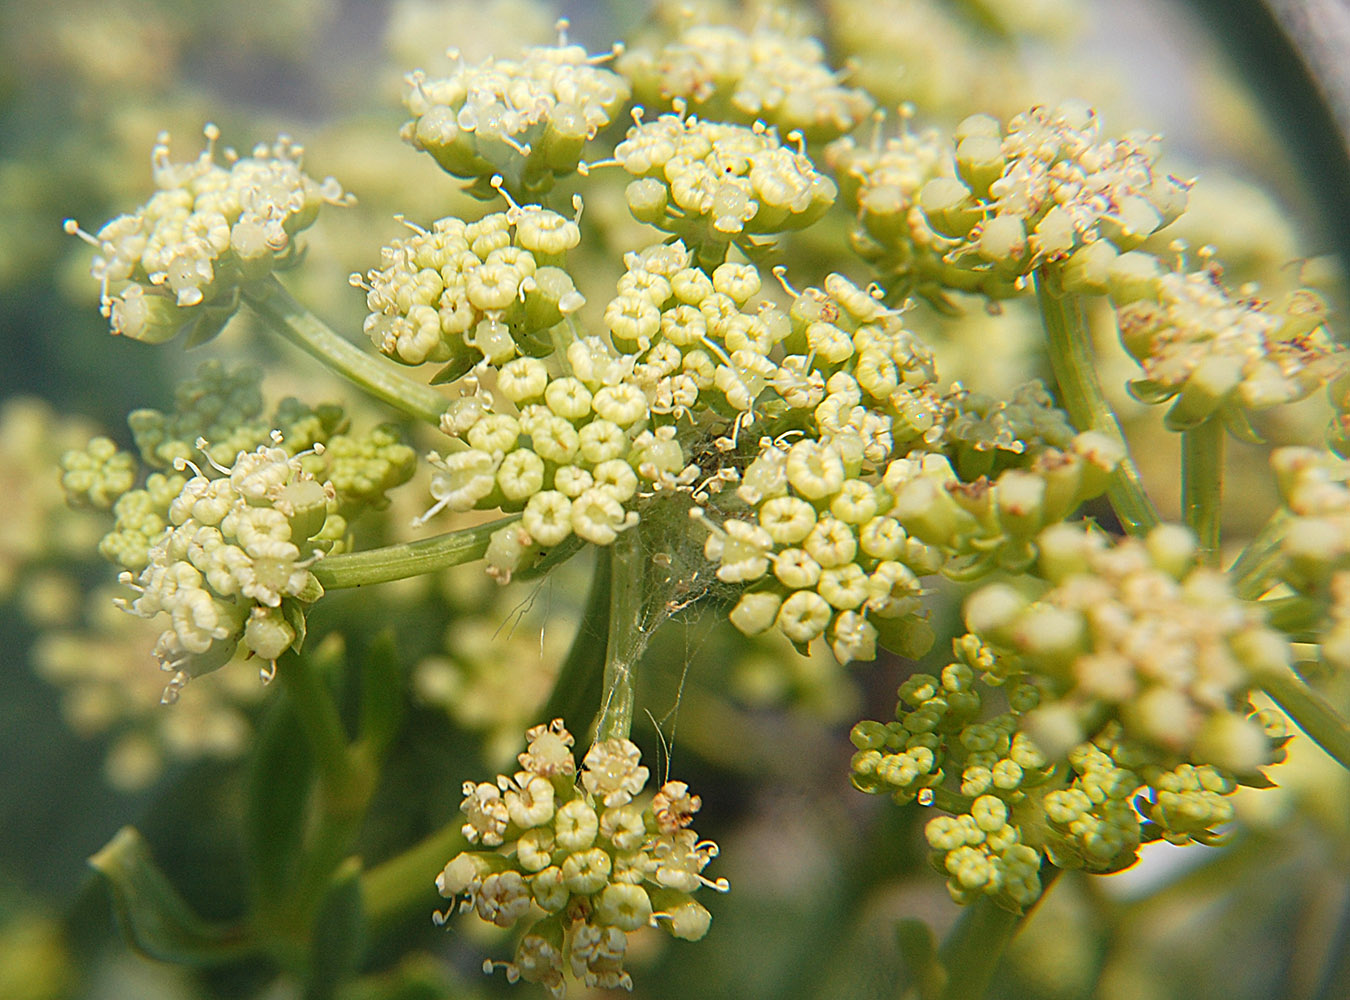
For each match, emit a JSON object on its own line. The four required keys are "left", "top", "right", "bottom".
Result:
{"left": 436, "top": 720, "right": 726, "bottom": 996}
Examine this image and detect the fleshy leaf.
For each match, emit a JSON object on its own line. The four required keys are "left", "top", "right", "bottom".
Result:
{"left": 89, "top": 827, "right": 252, "bottom": 965}
{"left": 307, "top": 856, "right": 366, "bottom": 1000}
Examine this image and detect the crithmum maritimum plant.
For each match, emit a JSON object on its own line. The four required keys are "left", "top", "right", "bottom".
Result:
{"left": 51, "top": 7, "right": 1350, "bottom": 1000}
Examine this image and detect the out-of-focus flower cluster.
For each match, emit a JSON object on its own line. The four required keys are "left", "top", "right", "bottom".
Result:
{"left": 436, "top": 719, "right": 725, "bottom": 996}
{"left": 414, "top": 562, "right": 581, "bottom": 766}
{"left": 402, "top": 33, "right": 630, "bottom": 199}
{"left": 66, "top": 126, "right": 350, "bottom": 344}
{"left": 831, "top": 103, "right": 1189, "bottom": 305}
{"left": 34, "top": 589, "right": 265, "bottom": 790}
{"left": 617, "top": 21, "right": 874, "bottom": 142}
{"left": 850, "top": 618, "right": 1280, "bottom": 911}
{"left": 828, "top": 0, "right": 1082, "bottom": 123}
{"left": 964, "top": 522, "right": 1287, "bottom": 772}
{"left": 0, "top": 399, "right": 107, "bottom": 600}
{"left": 1103, "top": 262, "right": 1347, "bottom": 434}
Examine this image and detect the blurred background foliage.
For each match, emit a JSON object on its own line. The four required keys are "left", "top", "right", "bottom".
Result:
{"left": 1, "top": 1, "right": 1348, "bottom": 998}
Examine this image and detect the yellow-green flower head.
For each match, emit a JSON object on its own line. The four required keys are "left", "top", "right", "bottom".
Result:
{"left": 66, "top": 125, "right": 350, "bottom": 343}
{"left": 401, "top": 31, "right": 631, "bottom": 198}
{"left": 618, "top": 22, "right": 874, "bottom": 141}
{"left": 616, "top": 111, "right": 837, "bottom": 247}
{"left": 964, "top": 523, "right": 1286, "bottom": 773}
{"left": 915, "top": 103, "right": 1189, "bottom": 292}
{"left": 1113, "top": 264, "right": 1347, "bottom": 432}
{"left": 435, "top": 720, "right": 726, "bottom": 995}
{"left": 355, "top": 206, "right": 585, "bottom": 368}
{"left": 117, "top": 442, "right": 332, "bottom": 703}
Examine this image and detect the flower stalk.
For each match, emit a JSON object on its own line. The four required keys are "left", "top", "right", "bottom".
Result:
{"left": 360, "top": 819, "right": 467, "bottom": 931}
{"left": 312, "top": 517, "right": 515, "bottom": 589}
{"left": 1035, "top": 265, "right": 1159, "bottom": 535}
{"left": 242, "top": 275, "right": 447, "bottom": 426}
{"left": 936, "top": 868, "right": 1060, "bottom": 1000}
{"left": 1182, "top": 417, "right": 1224, "bottom": 565}
{"left": 596, "top": 526, "right": 646, "bottom": 743}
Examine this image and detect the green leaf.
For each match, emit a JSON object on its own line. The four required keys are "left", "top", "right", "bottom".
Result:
{"left": 1126, "top": 378, "right": 1176, "bottom": 405}
{"left": 1221, "top": 404, "right": 1266, "bottom": 443}
{"left": 429, "top": 352, "right": 477, "bottom": 385}
{"left": 306, "top": 857, "right": 366, "bottom": 1000}
{"left": 896, "top": 919, "right": 946, "bottom": 1000}
{"left": 246, "top": 695, "right": 317, "bottom": 905}
{"left": 284, "top": 597, "right": 311, "bottom": 652}
{"left": 359, "top": 632, "right": 403, "bottom": 760}
{"left": 89, "top": 827, "right": 253, "bottom": 965}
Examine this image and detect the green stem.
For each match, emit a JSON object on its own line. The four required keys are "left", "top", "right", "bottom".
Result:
{"left": 936, "top": 867, "right": 1061, "bottom": 1000}
{"left": 1182, "top": 417, "right": 1224, "bottom": 565}
{"left": 928, "top": 787, "right": 974, "bottom": 816}
{"left": 360, "top": 819, "right": 467, "bottom": 931}
{"left": 1255, "top": 666, "right": 1350, "bottom": 770}
{"left": 313, "top": 516, "right": 516, "bottom": 589}
{"left": 242, "top": 275, "right": 447, "bottom": 426}
{"left": 596, "top": 528, "right": 646, "bottom": 743}
{"left": 1034, "top": 266, "right": 1159, "bottom": 536}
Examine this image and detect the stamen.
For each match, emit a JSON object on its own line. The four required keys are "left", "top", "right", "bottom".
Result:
{"left": 62, "top": 218, "right": 102, "bottom": 249}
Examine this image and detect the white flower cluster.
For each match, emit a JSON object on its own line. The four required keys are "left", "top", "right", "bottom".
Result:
{"left": 117, "top": 442, "right": 332, "bottom": 702}
{"left": 859, "top": 103, "right": 1189, "bottom": 300}
{"left": 618, "top": 22, "right": 874, "bottom": 141}
{"left": 1111, "top": 265, "right": 1346, "bottom": 431}
{"left": 402, "top": 33, "right": 630, "bottom": 196}
{"left": 355, "top": 205, "right": 584, "bottom": 368}
{"left": 67, "top": 125, "right": 349, "bottom": 342}
{"left": 825, "top": 124, "right": 982, "bottom": 303}
{"left": 615, "top": 111, "right": 837, "bottom": 246}
{"left": 436, "top": 720, "right": 726, "bottom": 997}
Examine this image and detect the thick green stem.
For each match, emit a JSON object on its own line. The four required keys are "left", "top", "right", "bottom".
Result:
{"left": 313, "top": 517, "right": 516, "bottom": 589}
{"left": 360, "top": 819, "right": 467, "bottom": 931}
{"left": 242, "top": 275, "right": 447, "bottom": 426}
{"left": 542, "top": 549, "right": 610, "bottom": 734}
{"left": 1034, "top": 266, "right": 1159, "bottom": 536}
{"left": 936, "top": 867, "right": 1061, "bottom": 1000}
{"left": 1182, "top": 417, "right": 1224, "bottom": 565}
{"left": 1255, "top": 666, "right": 1350, "bottom": 770}
{"left": 596, "top": 528, "right": 646, "bottom": 743}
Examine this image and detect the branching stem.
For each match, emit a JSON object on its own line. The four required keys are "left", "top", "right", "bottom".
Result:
{"left": 313, "top": 517, "right": 516, "bottom": 589}
{"left": 1035, "top": 265, "right": 1159, "bottom": 535}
